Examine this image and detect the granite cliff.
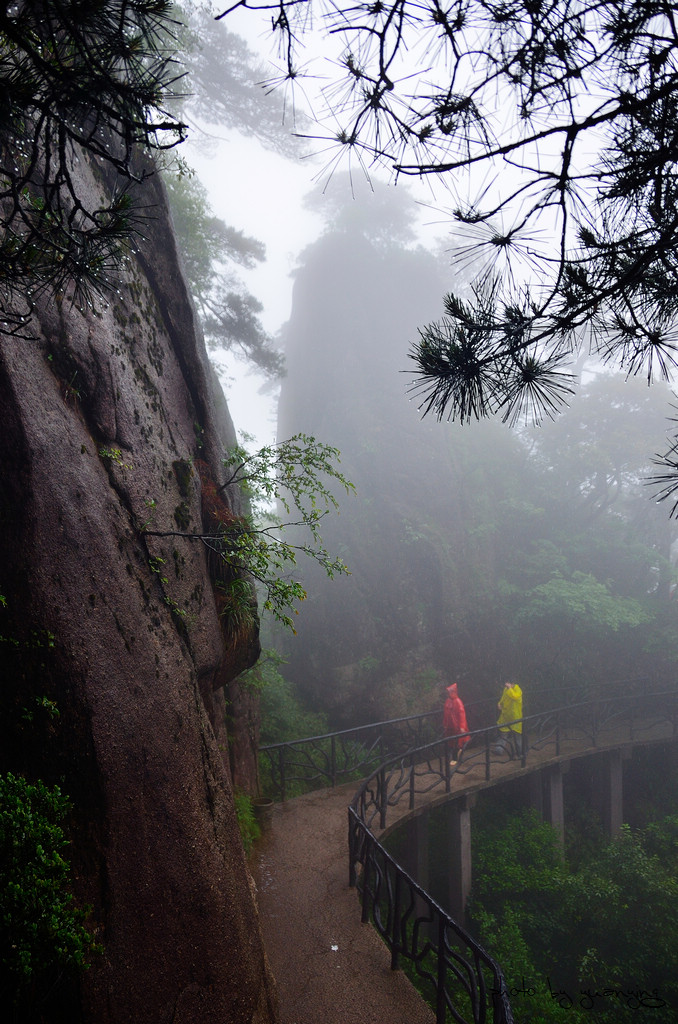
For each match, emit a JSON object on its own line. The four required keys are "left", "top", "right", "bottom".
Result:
{"left": 0, "top": 156, "right": 277, "bottom": 1022}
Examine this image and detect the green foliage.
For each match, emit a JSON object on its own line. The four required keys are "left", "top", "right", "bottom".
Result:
{"left": 471, "top": 905, "right": 573, "bottom": 1024}
{"left": 241, "top": 649, "right": 327, "bottom": 746}
{"left": 0, "top": 772, "right": 97, "bottom": 1010}
{"left": 643, "top": 813, "right": 678, "bottom": 862}
{"left": 561, "top": 825, "right": 678, "bottom": 1010}
{"left": 218, "top": 434, "right": 355, "bottom": 631}
{"left": 144, "top": 435, "right": 354, "bottom": 633}
{"left": 20, "top": 696, "right": 60, "bottom": 726}
{"left": 471, "top": 808, "right": 567, "bottom": 952}
{"left": 223, "top": 433, "right": 355, "bottom": 519}
{"left": 516, "top": 571, "right": 650, "bottom": 635}
{"left": 233, "top": 789, "right": 260, "bottom": 855}
{"left": 469, "top": 808, "right": 678, "bottom": 1023}
{"left": 99, "top": 446, "right": 133, "bottom": 470}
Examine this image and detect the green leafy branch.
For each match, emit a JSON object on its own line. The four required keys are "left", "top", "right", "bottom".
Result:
{"left": 219, "top": 432, "right": 355, "bottom": 517}
{"left": 0, "top": 773, "right": 99, "bottom": 1003}
{"left": 217, "top": 435, "right": 353, "bottom": 629}
{"left": 146, "top": 434, "right": 354, "bottom": 631}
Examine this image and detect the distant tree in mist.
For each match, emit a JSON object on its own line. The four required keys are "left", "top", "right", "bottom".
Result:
{"left": 162, "top": 3, "right": 308, "bottom": 379}
{"left": 274, "top": 179, "right": 462, "bottom": 722}
{"left": 175, "top": 1, "right": 305, "bottom": 158}
{"left": 165, "top": 170, "right": 284, "bottom": 377}
{"left": 277, "top": 207, "right": 678, "bottom": 718}
{"left": 302, "top": 174, "right": 418, "bottom": 249}
{"left": 528, "top": 374, "right": 674, "bottom": 519}
{"left": 223, "top": 0, "right": 678, "bottom": 507}
{"left": 270, "top": 177, "right": 678, "bottom": 723}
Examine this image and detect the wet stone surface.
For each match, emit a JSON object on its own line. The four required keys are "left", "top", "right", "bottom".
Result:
{"left": 251, "top": 785, "right": 436, "bottom": 1024}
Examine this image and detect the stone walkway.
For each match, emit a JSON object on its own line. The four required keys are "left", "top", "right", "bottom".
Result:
{"left": 251, "top": 714, "right": 675, "bottom": 1023}
{"left": 251, "top": 782, "right": 435, "bottom": 1024}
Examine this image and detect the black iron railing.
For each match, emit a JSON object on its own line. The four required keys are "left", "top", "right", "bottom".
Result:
{"left": 260, "top": 690, "right": 678, "bottom": 1024}
{"left": 259, "top": 698, "right": 498, "bottom": 801}
{"left": 347, "top": 690, "right": 678, "bottom": 1024}
{"left": 259, "top": 709, "right": 441, "bottom": 801}
{"left": 351, "top": 822, "right": 514, "bottom": 1024}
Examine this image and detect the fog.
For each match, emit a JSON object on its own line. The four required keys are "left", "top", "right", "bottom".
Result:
{"left": 169, "top": 5, "right": 678, "bottom": 732}
{"left": 167, "top": 6, "right": 678, "bottom": 1019}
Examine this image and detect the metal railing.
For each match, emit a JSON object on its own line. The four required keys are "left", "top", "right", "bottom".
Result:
{"left": 348, "top": 690, "right": 678, "bottom": 1024}
{"left": 351, "top": 824, "right": 514, "bottom": 1024}
{"left": 259, "top": 690, "right": 678, "bottom": 1024}
{"left": 259, "top": 698, "right": 499, "bottom": 801}
{"left": 259, "top": 709, "right": 441, "bottom": 801}
{"left": 352, "top": 692, "right": 678, "bottom": 833}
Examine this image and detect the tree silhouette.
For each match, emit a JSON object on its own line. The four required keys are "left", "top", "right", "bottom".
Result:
{"left": 222, "top": 0, "right": 678, "bottom": 502}
{"left": 164, "top": 170, "right": 284, "bottom": 377}
{"left": 0, "top": 0, "right": 185, "bottom": 329}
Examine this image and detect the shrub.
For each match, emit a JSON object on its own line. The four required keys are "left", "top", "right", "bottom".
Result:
{"left": 233, "top": 789, "right": 261, "bottom": 856}
{"left": 0, "top": 772, "right": 97, "bottom": 1012}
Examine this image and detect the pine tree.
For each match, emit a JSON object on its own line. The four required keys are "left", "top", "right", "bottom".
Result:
{"left": 0, "top": 0, "right": 184, "bottom": 328}
{"left": 222, "top": 0, "right": 678, "bottom": 503}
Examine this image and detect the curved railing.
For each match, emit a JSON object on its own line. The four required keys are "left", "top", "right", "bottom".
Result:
{"left": 350, "top": 826, "right": 514, "bottom": 1024}
{"left": 348, "top": 690, "right": 678, "bottom": 1024}
{"left": 351, "top": 690, "right": 678, "bottom": 834}
{"left": 259, "top": 690, "right": 678, "bottom": 1024}
{"left": 259, "top": 702, "right": 491, "bottom": 801}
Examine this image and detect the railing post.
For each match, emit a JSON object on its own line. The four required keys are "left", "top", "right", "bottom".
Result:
{"left": 391, "top": 870, "right": 402, "bottom": 970}
{"left": 556, "top": 710, "right": 561, "bottom": 757}
{"left": 361, "top": 847, "right": 371, "bottom": 924}
{"left": 331, "top": 733, "right": 337, "bottom": 788}
{"left": 409, "top": 760, "right": 416, "bottom": 810}
{"left": 278, "top": 746, "right": 286, "bottom": 802}
{"left": 348, "top": 809, "right": 357, "bottom": 888}
{"left": 435, "top": 913, "right": 447, "bottom": 1024}
{"left": 380, "top": 766, "right": 388, "bottom": 830}
{"left": 493, "top": 976, "right": 514, "bottom": 1024}
{"left": 485, "top": 730, "right": 491, "bottom": 781}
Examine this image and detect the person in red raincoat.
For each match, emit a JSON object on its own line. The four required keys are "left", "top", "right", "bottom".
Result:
{"left": 443, "top": 683, "right": 470, "bottom": 766}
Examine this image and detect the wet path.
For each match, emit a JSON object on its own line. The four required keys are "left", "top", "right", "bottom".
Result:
{"left": 251, "top": 783, "right": 435, "bottom": 1024}
{"left": 252, "top": 716, "right": 675, "bottom": 1023}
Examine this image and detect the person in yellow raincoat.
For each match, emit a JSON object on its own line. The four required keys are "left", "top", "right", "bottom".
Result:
{"left": 496, "top": 681, "right": 523, "bottom": 758}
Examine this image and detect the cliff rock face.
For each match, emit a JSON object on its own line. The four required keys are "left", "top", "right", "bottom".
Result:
{"left": 0, "top": 162, "right": 276, "bottom": 1022}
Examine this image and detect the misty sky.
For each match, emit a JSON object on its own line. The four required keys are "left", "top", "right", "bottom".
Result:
{"left": 182, "top": 4, "right": 455, "bottom": 444}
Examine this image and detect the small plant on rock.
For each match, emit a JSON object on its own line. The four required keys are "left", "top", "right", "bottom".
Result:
{"left": 215, "top": 433, "right": 354, "bottom": 630}
{"left": 145, "top": 434, "right": 354, "bottom": 633}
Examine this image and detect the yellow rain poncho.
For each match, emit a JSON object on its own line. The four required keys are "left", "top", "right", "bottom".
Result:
{"left": 497, "top": 683, "right": 523, "bottom": 734}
